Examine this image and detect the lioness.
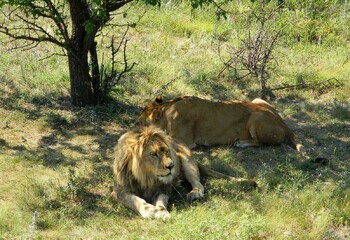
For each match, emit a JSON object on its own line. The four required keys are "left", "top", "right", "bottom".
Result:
{"left": 111, "top": 125, "right": 256, "bottom": 220}
{"left": 138, "top": 96, "right": 303, "bottom": 151}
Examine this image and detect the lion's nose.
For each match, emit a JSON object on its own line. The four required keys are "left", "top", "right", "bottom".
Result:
{"left": 165, "top": 161, "right": 174, "bottom": 170}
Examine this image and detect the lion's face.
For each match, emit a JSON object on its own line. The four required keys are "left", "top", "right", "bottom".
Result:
{"left": 114, "top": 126, "right": 181, "bottom": 191}
{"left": 141, "top": 137, "right": 178, "bottom": 185}
{"left": 138, "top": 96, "right": 169, "bottom": 126}
{"left": 138, "top": 103, "right": 161, "bottom": 126}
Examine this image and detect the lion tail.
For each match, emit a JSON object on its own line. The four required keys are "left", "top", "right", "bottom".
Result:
{"left": 196, "top": 162, "right": 257, "bottom": 187}
{"left": 286, "top": 132, "right": 306, "bottom": 154}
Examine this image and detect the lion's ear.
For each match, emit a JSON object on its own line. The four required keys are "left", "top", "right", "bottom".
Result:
{"left": 155, "top": 96, "right": 163, "bottom": 104}
{"left": 152, "top": 109, "right": 162, "bottom": 121}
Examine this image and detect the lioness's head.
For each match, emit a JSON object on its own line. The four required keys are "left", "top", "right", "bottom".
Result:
{"left": 114, "top": 125, "right": 181, "bottom": 191}
{"left": 137, "top": 96, "right": 164, "bottom": 126}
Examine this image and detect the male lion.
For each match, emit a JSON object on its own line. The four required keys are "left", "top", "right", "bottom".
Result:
{"left": 111, "top": 125, "right": 256, "bottom": 220}
{"left": 138, "top": 96, "right": 303, "bottom": 151}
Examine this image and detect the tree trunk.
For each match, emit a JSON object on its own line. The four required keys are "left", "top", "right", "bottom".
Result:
{"left": 90, "top": 41, "right": 101, "bottom": 102}
{"left": 66, "top": 0, "right": 133, "bottom": 106}
{"left": 68, "top": 52, "right": 98, "bottom": 107}
{"left": 68, "top": 0, "right": 100, "bottom": 107}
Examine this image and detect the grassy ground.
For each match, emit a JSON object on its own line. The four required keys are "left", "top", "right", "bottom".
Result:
{"left": 1, "top": 2, "right": 350, "bottom": 239}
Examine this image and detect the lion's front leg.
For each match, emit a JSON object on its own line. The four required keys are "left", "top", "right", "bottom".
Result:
{"left": 111, "top": 190, "right": 156, "bottom": 219}
{"left": 153, "top": 193, "right": 171, "bottom": 220}
{"left": 187, "top": 186, "right": 204, "bottom": 201}
{"left": 180, "top": 155, "right": 205, "bottom": 201}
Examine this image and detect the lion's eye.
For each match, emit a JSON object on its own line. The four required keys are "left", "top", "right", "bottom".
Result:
{"left": 150, "top": 152, "right": 158, "bottom": 158}
{"left": 160, "top": 147, "right": 169, "bottom": 155}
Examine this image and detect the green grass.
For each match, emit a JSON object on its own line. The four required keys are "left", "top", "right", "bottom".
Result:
{"left": 1, "top": 1, "right": 350, "bottom": 239}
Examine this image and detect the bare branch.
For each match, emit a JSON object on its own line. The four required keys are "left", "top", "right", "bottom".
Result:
{"left": 208, "top": 0, "right": 231, "bottom": 17}
{"left": 215, "top": 0, "right": 283, "bottom": 97}
{"left": 43, "top": 0, "right": 70, "bottom": 43}
{"left": 0, "top": 3, "right": 68, "bottom": 49}
{"left": 39, "top": 51, "right": 67, "bottom": 61}
{"left": 101, "top": 24, "right": 136, "bottom": 96}
{"left": 107, "top": 8, "right": 146, "bottom": 28}
{"left": 106, "top": 0, "right": 134, "bottom": 12}
{"left": 152, "top": 77, "right": 179, "bottom": 97}
{"left": 270, "top": 78, "right": 341, "bottom": 92}
{"left": 0, "top": 24, "right": 66, "bottom": 48}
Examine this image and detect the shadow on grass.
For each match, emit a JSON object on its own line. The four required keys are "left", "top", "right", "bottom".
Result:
{"left": 1, "top": 75, "right": 141, "bottom": 162}
{"left": 0, "top": 89, "right": 144, "bottom": 222}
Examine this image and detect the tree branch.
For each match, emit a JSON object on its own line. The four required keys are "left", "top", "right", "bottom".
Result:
{"left": 0, "top": 2, "right": 68, "bottom": 49}
{"left": 0, "top": 24, "right": 66, "bottom": 49}
{"left": 106, "top": 0, "right": 134, "bottom": 12}
{"left": 43, "top": 0, "right": 70, "bottom": 44}
{"left": 101, "top": 25, "right": 136, "bottom": 95}
{"left": 270, "top": 78, "right": 341, "bottom": 91}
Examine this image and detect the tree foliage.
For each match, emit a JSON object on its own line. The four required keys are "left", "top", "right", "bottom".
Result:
{"left": 0, "top": 0, "right": 158, "bottom": 106}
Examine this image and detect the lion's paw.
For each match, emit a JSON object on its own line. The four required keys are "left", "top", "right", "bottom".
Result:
{"left": 186, "top": 188, "right": 204, "bottom": 202}
{"left": 139, "top": 203, "right": 156, "bottom": 219}
{"left": 155, "top": 209, "right": 171, "bottom": 220}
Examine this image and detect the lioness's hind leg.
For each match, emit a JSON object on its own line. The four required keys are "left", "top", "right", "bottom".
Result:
{"left": 234, "top": 125, "right": 260, "bottom": 148}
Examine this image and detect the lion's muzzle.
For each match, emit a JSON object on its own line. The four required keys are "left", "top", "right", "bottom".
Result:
{"left": 165, "top": 160, "right": 174, "bottom": 171}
